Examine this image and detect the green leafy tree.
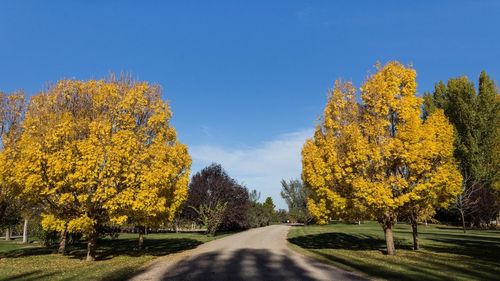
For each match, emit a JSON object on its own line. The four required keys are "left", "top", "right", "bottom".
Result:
{"left": 424, "top": 72, "right": 499, "bottom": 227}
{"left": 262, "top": 197, "right": 277, "bottom": 226}
{"left": 247, "top": 190, "right": 264, "bottom": 227}
{"left": 280, "top": 179, "right": 312, "bottom": 224}
{"left": 191, "top": 202, "right": 227, "bottom": 235}
{"left": 247, "top": 192, "right": 278, "bottom": 227}
{"left": 275, "top": 209, "right": 289, "bottom": 223}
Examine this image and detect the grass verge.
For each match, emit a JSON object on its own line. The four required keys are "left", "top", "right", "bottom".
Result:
{"left": 0, "top": 231, "right": 229, "bottom": 281}
{"left": 287, "top": 222, "right": 500, "bottom": 281}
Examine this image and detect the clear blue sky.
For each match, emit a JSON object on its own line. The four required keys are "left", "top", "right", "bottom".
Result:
{"left": 1, "top": 1, "right": 499, "bottom": 209}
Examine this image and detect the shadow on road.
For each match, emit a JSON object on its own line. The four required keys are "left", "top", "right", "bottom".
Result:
{"left": 162, "top": 249, "right": 315, "bottom": 281}
{"left": 158, "top": 248, "right": 364, "bottom": 281}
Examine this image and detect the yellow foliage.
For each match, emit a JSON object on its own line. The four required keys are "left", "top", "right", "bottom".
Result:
{"left": 41, "top": 214, "right": 66, "bottom": 232}
{"left": 0, "top": 91, "right": 25, "bottom": 213}
{"left": 302, "top": 62, "right": 462, "bottom": 225}
{"left": 15, "top": 78, "right": 191, "bottom": 233}
{"left": 67, "top": 215, "right": 95, "bottom": 233}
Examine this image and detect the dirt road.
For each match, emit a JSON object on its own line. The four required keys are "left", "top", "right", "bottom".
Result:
{"left": 129, "top": 225, "right": 368, "bottom": 281}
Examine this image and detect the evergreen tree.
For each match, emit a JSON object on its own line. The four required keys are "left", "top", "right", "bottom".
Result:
{"left": 262, "top": 197, "right": 277, "bottom": 226}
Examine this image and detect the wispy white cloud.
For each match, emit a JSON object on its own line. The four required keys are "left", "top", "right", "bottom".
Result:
{"left": 201, "top": 125, "right": 213, "bottom": 138}
{"left": 189, "top": 128, "right": 313, "bottom": 209}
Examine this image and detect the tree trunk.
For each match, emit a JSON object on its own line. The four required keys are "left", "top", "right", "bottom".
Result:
{"left": 86, "top": 227, "right": 98, "bottom": 261}
{"left": 383, "top": 224, "right": 396, "bottom": 255}
{"left": 22, "top": 219, "right": 29, "bottom": 244}
{"left": 411, "top": 221, "right": 419, "bottom": 250}
{"left": 460, "top": 210, "right": 466, "bottom": 233}
{"left": 138, "top": 226, "right": 145, "bottom": 250}
{"left": 5, "top": 227, "right": 11, "bottom": 241}
{"left": 58, "top": 228, "right": 67, "bottom": 255}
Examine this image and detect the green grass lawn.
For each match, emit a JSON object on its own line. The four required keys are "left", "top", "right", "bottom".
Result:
{"left": 288, "top": 222, "right": 500, "bottom": 281}
{"left": 0, "top": 232, "right": 227, "bottom": 281}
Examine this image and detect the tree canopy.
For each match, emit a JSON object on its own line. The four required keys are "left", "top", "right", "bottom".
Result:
{"left": 280, "top": 179, "right": 311, "bottom": 223}
{"left": 14, "top": 78, "right": 191, "bottom": 260}
{"left": 302, "top": 62, "right": 462, "bottom": 254}
{"left": 423, "top": 71, "right": 499, "bottom": 227}
{"left": 184, "top": 163, "right": 250, "bottom": 232}
{"left": 0, "top": 91, "right": 25, "bottom": 235}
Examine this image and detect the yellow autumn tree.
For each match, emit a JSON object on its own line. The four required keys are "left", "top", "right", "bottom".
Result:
{"left": 403, "top": 109, "right": 462, "bottom": 250}
{"left": 0, "top": 91, "right": 25, "bottom": 239}
{"left": 302, "top": 80, "right": 364, "bottom": 224}
{"left": 15, "top": 78, "right": 191, "bottom": 261}
{"left": 302, "top": 62, "right": 462, "bottom": 255}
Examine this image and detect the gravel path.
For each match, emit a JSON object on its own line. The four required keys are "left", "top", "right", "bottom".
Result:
{"left": 129, "top": 225, "right": 368, "bottom": 281}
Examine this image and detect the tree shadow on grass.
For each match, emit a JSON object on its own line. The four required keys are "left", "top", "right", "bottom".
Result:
{"left": 311, "top": 250, "right": 498, "bottom": 281}
{"left": 424, "top": 231, "right": 500, "bottom": 243}
{"left": 0, "top": 237, "right": 204, "bottom": 261}
{"left": 3, "top": 270, "right": 59, "bottom": 281}
{"left": 288, "top": 232, "right": 411, "bottom": 252}
{"left": 288, "top": 232, "right": 500, "bottom": 281}
{"left": 423, "top": 236, "right": 500, "bottom": 262}
{"left": 0, "top": 246, "right": 55, "bottom": 258}
{"left": 397, "top": 228, "right": 500, "bottom": 242}
{"left": 433, "top": 225, "right": 500, "bottom": 233}
{"left": 67, "top": 237, "right": 204, "bottom": 261}
{"left": 97, "top": 265, "right": 150, "bottom": 281}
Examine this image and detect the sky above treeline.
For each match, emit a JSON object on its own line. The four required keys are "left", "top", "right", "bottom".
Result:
{"left": 1, "top": 1, "right": 499, "bottom": 209}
